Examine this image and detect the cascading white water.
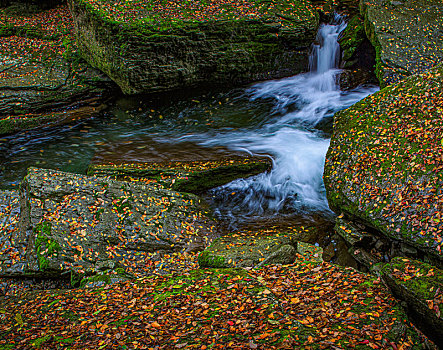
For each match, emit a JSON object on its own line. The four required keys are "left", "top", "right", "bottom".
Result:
{"left": 178, "top": 16, "right": 378, "bottom": 226}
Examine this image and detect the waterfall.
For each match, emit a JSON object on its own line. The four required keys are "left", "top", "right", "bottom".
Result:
{"left": 178, "top": 15, "right": 378, "bottom": 227}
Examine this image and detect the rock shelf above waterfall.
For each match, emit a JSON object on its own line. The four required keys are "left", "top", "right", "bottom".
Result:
{"left": 68, "top": 0, "right": 319, "bottom": 94}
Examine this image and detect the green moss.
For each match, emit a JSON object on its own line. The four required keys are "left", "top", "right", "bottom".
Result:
{"left": 0, "top": 114, "right": 61, "bottom": 136}
{"left": 198, "top": 250, "right": 226, "bottom": 268}
{"left": 0, "top": 24, "right": 51, "bottom": 39}
{"left": 79, "top": 268, "right": 132, "bottom": 288}
{"left": 382, "top": 258, "right": 443, "bottom": 310}
{"left": 339, "top": 15, "right": 365, "bottom": 63}
{"left": 34, "top": 222, "right": 60, "bottom": 271}
{"left": 360, "top": 4, "right": 385, "bottom": 88}
{"left": 31, "top": 334, "right": 52, "bottom": 348}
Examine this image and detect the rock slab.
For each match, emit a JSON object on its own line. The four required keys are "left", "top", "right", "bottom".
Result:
{"left": 69, "top": 0, "right": 319, "bottom": 94}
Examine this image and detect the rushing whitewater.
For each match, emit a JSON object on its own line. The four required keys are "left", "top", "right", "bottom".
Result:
{"left": 179, "top": 17, "right": 378, "bottom": 225}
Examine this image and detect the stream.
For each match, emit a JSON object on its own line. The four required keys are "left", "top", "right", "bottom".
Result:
{"left": 0, "top": 16, "right": 378, "bottom": 233}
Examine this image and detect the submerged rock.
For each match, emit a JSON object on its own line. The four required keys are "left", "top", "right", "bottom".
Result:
{"left": 68, "top": 0, "right": 319, "bottom": 95}
{"left": 360, "top": 0, "right": 443, "bottom": 87}
{"left": 324, "top": 64, "right": 443, "bottom": 265}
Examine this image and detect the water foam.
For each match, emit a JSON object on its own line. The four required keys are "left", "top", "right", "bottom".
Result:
{"left": 178, "top": 16, "right": 378, "bottom": 225}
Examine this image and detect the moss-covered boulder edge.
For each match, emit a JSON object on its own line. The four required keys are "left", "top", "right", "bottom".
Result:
{"left": 69, "top": 0, "right": 319, "bottom": 95}
{"left": 325, "top": 63, "right": 443, "bottom": 345}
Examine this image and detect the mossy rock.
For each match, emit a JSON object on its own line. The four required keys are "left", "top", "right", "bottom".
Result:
{"left": 296, "top": 241, "right": 323, "bottom": 263}
{"left": 198, "top": 226, "right": 319, "bottom": 268}
{"left": 79, "top": 268, "right": 132, "bottom": 288}
{"left": 338, "top": 15, "right": 366, "bottom": 65}
{"left": 3, "top": 167, "right": 217, "bottom": 281}
{"left": 360, "top": 0, "right": 443, "bottom": 87}
{"left": 0, "top": 4, "right": 115, "bottom": 134}
{"left": 88, "top": 156, "right": 272, "bottom": 194}
{"left": 380, "top": 257, "right": 443, "bottom": 346}
{"left": 68, "top": 0, "right": 319, "bottom": 94}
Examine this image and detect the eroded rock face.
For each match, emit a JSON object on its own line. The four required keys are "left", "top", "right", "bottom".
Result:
{"left": 360, "top": 0, "right": 443, "bottom": 87}
{"left": 324, "top": 64, "right": 443, "bottom": 265}
{"left": 0, "top": 168, "right": 217, "bottom": 281}
{"left": 68, "top": 0, "right": 319, "bottom": 95}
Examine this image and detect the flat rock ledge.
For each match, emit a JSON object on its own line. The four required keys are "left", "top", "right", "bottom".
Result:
{"left": 88, "top": 156, "right": 272, "bottom": 194}
{"left": 198, "top": 226, "right": 324, "bottom": 268}
{"left": 69, "top": 0, "right": 319, "bottom": 94}
{"left": 0, "top": 167, "right": 218, "bottom": 285}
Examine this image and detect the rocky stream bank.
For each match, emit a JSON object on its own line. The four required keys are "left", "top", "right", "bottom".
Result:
{"left": 1, "top": 0, "right": 443, "bottom": 348}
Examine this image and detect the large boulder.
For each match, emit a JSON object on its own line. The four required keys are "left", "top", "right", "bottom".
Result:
{"left": 0, "top": 4, "right": 115, "bottom": 135}
{"left": 360, "top": 0, "right": 443, "bottom": 87}
{"left": 68, "top": 0, "right": 319, "bottom": 95}
{"left": 324, "top": 64, "right": 443, "bottom": 265}
{"left": 0, "top": 168, "right": 217, "bottom": 283}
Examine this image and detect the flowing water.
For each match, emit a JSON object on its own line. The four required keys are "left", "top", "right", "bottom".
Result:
{"left": 0, "top": 16, "right": 378, "bottom": 231}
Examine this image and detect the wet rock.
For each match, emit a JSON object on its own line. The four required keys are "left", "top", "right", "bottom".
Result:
{"left": 401, "top": 243, "right": 418, "bottom": 257}
{"left": 88, "top": 156, "right": 272, "bottom": 194}
{"left": 334, "top": 217, "right": 365, "bottom": 246}
{"left": 348, "top": 245, "right": 378, "bottom": 271}
{"left": 0, "top": 168, "right": 217, "bottom": 282}
{"left": 69, "top": 0, "right": 319, "bottom": 95}
{"left": 360, "top": 0, "right": 443, "bottom": 87}
{"left": 380, "top": 257, "right": 443, "bottom": 346}
{"left": 321, "top": 242, "right": 335, "bottom": 261}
